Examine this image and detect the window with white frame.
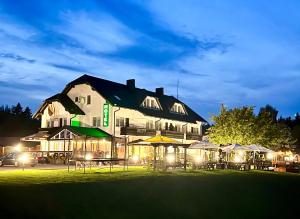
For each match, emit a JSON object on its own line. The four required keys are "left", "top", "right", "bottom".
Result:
{"left": 141, "top": 97, "right": 160, "bottom": 109}
{"left": 191, "top": 127, "right": 199, "bottom": 134}
{"left": 116, "top": 116, "right": 125, "bottom": 127}
{"left": 146, "top": 120, "right": 154, "bottom": 130}
{"left": 171, "top": 103, "right": 186, "bottom": 114}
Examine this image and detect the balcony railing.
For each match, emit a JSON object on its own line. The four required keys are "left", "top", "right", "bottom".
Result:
{"left": 160, "top": 130, "right": 184, "bottom": 139}
{"left": 120, "top": 127, "right": 156, "bottom": 136}
{"left": 121, "top": 126, "right": 202, "bottom": 140}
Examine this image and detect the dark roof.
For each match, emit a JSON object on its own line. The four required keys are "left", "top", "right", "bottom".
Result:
{"left": 34, "top": 93, "right": 85, "bottom": 118}
{"left": 63, "top": 74, "right": 206, "bottom": 123}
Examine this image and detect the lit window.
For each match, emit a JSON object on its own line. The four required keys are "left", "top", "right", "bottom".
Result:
{"left": 171, "top": 103, "right": 186, "bottom": 114}
{"left": 116, "top": 117, "right": 125, "bottom": 127}
{"left": 146, "top": 120, "right": 154, "bottom": 130}
{"left": 141, "top": 97, "right": 160, "bottom": 109}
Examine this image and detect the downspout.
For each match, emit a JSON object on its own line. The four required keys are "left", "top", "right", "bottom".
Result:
{"left": 70, "top": 114, "right": 77, "bottom": 127}
{"left": 182, "top": 123, "right": 188, "bottom": 142}
{"left": 113, "top": 105, "right": 121, "bottom": 158}
{"left": 155, "top": 118, "right": 162, "bottom": 134}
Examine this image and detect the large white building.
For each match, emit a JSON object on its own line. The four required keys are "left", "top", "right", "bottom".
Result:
{"left": 25, "top": 74, "right": 207, "bottom": 160}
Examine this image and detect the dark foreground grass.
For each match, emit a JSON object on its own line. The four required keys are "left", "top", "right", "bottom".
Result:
{"left": 0, "top": 167, "right": 299, "bottom": 219}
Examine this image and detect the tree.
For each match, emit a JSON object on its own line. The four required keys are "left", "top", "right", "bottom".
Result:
{"left": 11, "top": 102, "right": 23, "bottom": 115}
{"left": 208, "top": 105, "right": 296, "bottom": 149}
{"left": 0, "top": 103, "right": 39, "bottom": 137}
{"left": 22, "top": 107, "right": 32, "bottom": 119}
{"left": 258, "top": 104, "right": 278, "bottom": 122}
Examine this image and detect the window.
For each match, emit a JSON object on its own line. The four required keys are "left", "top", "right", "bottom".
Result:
{"left": 146, "top": 120, "right": 154, "bottom": 130}
{"left": 75, "top": 97, "right": 79, "bottom": 102}
{"left": 191, "top": 127, "right": 199, "bottom": 134}
{"left": 155, "top": 122, "right": 161, "bottom": 130}
{"left": 63, "top": 118, "right": 67, "bottom": 126}
{"left": 93, "top": 117, "right": 101, "bottom": 127}
{"left": 171, "top": 103, "right": 186, "bottom": 114}
{"left": 116, "top": 117, "right": 125, "bottom": 127}
{"left": 141, "top": 97, "right": 160, "bottom": 109}
{"left": 87, "top": 95, "right": 91, "bottom": 104}
{"left": 175, "top": 124, "right": 181, "bottom": 132}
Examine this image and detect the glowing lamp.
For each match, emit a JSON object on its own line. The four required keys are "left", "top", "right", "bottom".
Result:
{"left": 18, "top": 153, "right": 29, "bottom": 163}
{"left": 195, "top": 156, "right": 203, "bottom": 163}
{"left": 238, "top": 151, "right": 244, "bottom": 156}
{"left": 266, "top": 153, "right": 274, "bottom": 160}
{"left": 85, "top": 154, "right": 93, "bottom": 161}
{"left": 234, "top": 156, "right": 242, "bottom": 163}
{"left": 132, "top": 155, "right": 139, "bottom": 163}
{"left": 166, "top": 155, "right": 175, "bottom": 164}
{"left": 14, "top": 144, "right": 22, "bottom": 152}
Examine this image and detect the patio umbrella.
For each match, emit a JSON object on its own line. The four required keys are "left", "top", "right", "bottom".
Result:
{"left": 246, "top": 144, "right": 275, "bottom": 163}
{"left": 143, "top": 135, "right": 183, "bottom": 145}
{"left": 221, "top": 144, "right": 251, "bottom": 153}
{"left": 246, "top": 144, "right": 274, "bottom": 153}
{"left": 189, "top": 141, "right": 220, "bottom": 162}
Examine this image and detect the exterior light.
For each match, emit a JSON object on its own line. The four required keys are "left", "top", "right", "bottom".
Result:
{"left": 266, "top": 153, "right": 274, "bottom": 160}
{"left": 166, "top": 155, "right": 175, "bottom": 164}
{"left": 238, "top": 151, "right": 244, "bottom": 156}
{"left": 85, "top": 153, "right": 93, "bottom": 161}
{"left": 14, "top": 144, "right": 22, "bottom": 152}
{"left": 132, "top": 155, "right": 139, "bottom": 163}
{"left": 195, "top": 156, "right": 203, "bottom": 163}
{"left": 18, "top": 153, "right": 29, "bottom": 163}
{"left": 234, "top": 156, "right": 242, "bottom": 163}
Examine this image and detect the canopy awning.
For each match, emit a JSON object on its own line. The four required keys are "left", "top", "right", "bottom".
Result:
{"left": 22, "top": 126, "right": 112, "bottom": 141}
{"left": 67, "top": 126, "right": 111, "bottom": 138}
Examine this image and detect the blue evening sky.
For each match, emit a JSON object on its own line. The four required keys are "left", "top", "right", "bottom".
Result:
{"left": 0, "top": 0, "right": 299, "bottom": 121}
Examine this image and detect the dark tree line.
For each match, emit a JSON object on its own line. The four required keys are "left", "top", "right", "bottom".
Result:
{"left": 278, "top": 113, "right": 300, "bottom": 147}
{"left": 0, "top": 103, "right": 40, "bottom": 137}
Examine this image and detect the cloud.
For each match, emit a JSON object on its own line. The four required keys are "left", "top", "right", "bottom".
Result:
{"left": 0, "top": 0, "right": 300, "bottom": 121}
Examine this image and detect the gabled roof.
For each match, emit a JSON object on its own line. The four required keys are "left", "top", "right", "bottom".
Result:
{"left": 33, "top": 93, "right": 85, "bottom": 118}
{"left": 62, "top": 74, "right": 206, "bottom": 123}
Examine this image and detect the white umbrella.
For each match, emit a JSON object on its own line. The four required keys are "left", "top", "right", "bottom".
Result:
{"left": 189, "top": 141, "right": 220, "bottom": 150}
{"left": 221, "top": 144, "right": 251, "bottom": 153}
{"left": 246, "top": 144, "right": 274, "bottom": 153}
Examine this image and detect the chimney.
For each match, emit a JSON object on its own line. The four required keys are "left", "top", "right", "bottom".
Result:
{"left": 126, "top": 79, "right": 135, "bottom": 89}
{"left": 156, "top": 87, "right": 164, "bottom": 96}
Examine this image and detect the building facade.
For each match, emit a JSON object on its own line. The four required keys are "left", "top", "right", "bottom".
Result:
{"left": 27, "top": 74, "right": 207, "bottom": 160}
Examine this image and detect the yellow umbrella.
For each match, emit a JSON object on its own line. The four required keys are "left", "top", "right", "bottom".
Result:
{"left": 143, "top": 135, "right": 182, "bottom": 145}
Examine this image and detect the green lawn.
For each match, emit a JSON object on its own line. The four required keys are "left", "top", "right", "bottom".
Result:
{"left": 0, "top": 167, "right": 299, "bottom": 219}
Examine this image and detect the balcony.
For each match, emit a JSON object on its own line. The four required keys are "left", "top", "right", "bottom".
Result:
{"left": 161, "top": 130, "right": 184, "bottom": 139}
{"left": 120, "top": 126, "right": 156, "bottom": 136}
{"left": 186, "top": 132, "right": 202, "bottom": 141}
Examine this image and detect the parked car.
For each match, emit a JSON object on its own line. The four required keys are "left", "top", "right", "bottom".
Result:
{"left": 0, "top": 152, "right": 38, "bottom": 167}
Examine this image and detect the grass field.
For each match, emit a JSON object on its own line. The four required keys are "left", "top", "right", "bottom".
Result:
{"left": 0, "top": 167, "right": 299, "bottom": 219}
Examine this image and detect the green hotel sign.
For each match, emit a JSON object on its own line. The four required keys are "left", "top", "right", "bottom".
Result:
{"left": 103, "top": 103, "right": 110, "bottom": 127}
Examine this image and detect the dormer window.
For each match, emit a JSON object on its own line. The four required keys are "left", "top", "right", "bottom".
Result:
{"left": 171, "top": 103, "right": 186, "bottom": 114}
{"left": 141, "top": 96, "right": 160, "bottom": 110}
